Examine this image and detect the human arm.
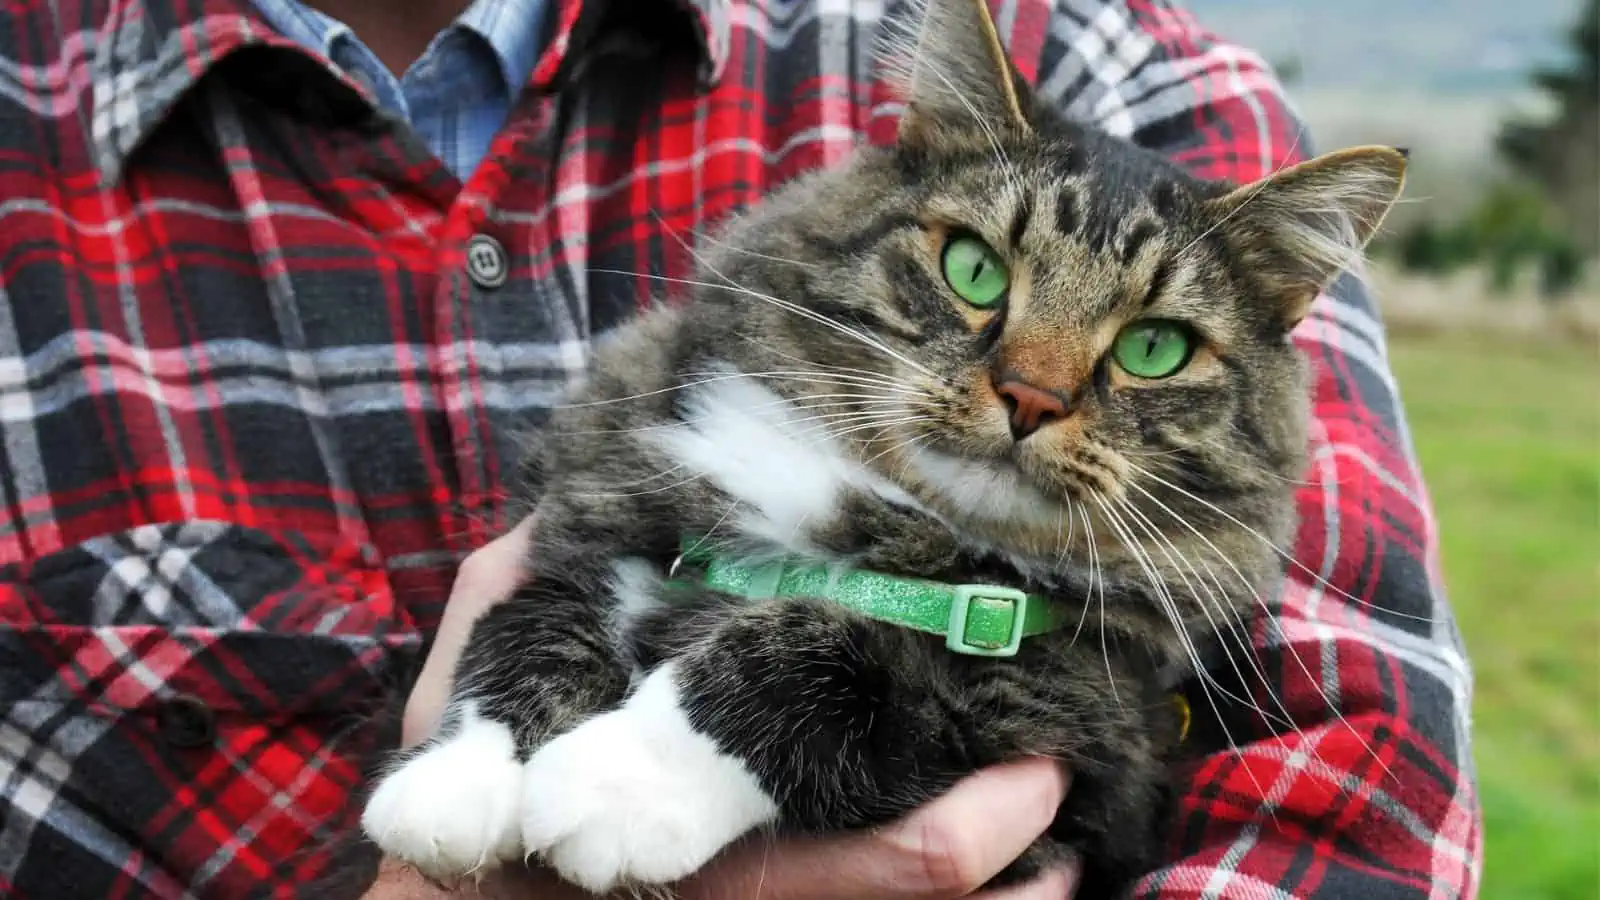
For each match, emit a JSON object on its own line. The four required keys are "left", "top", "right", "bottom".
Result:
{"left": 362, "top": 518, "right": 1081, "bottom": 900}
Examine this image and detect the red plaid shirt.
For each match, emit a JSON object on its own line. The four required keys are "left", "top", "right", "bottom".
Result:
{"left": 0, "top": 0, "right": 1483, "bottom": 897}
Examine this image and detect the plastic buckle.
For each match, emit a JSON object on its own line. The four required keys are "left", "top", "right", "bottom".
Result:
{"left": 945, "top": 585, "right": 1029, "bottom": 657}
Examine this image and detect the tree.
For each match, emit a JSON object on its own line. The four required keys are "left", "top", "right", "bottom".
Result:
{"left": 1270, "top": 55, "right": 1304, "bottom": 88}
{"left": 1494, "top": 0, "right": 1600, "bottom": 253}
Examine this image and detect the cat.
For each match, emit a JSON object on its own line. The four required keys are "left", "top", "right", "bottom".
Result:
{"left": 358, "top": 0, "right": 1407, "bottom": 893}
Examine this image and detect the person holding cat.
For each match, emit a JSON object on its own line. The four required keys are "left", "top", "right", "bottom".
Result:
{"left": 0, "top": 0, "right": 1481, "bottom": 898}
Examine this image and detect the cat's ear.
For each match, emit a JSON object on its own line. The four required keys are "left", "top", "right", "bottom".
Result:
{"left": 1206, "top": 145, "right": 1407, "bottom": 327}
{"left": 889, "top": 0, "right": 1033, "bottom": 148}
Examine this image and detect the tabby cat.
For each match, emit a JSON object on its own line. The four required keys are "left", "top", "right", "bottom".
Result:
{"left": 359, "top": 0, "right": 1407, "bottom": 893}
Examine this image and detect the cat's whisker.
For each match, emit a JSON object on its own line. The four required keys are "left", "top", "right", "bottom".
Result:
{"left": 614, "top": 247, "right": 920, "bottom": 373}
{"left": 790, "top": 396, "right": 927, "bottom": 412}
{"left": 654, "top": 213, "right": 822, "bottom": 271}
{"left": 548, "top": 367, "right": 928, "bottom": 416}
{"left": 680, "top": 369, "right": 934, "bottom": 398}
{"left": 1114, "top": 497, "right": 1295, "bottom": 734}
{"left": 780, "top": 402, "right": 919, "bottom": 425}
{"left": 584, "top": 462, "right": 692, "bottom": 491}
{"left": 591, "top": 268, "right": 944, "bottom": 382}
{"left": 779, "top": 409, "right": 927, "bottom": 452}
{"left": 679, "top": 499, "right": 746, "bottom": 567}
{"left": 1076, "top": 501, "right": 1120, "bottom": 707}
{"left": 551, "top": 392, "right": 926, "bottom": 436}
{"left": 810, "top": 415, "right": 933, "bottom": 444}
{"left": 783, "top": 400, "right": 928, "bottom": 426}
{"left": 1053, "top": 505, "right": 1068, "bottom": 570}
{"left": 558, "top": 369, "right": 928, "bottom": 412}
{"left": 740, "top": 337, "right": 939, "bottom": 397}
{"left": 1063, "top": 502, "right": 1095, "bottom": 650}
{"left": 861, "top": 430, "right": 935, "bottom": 469}
{"left": 1118, "top": 445, "right": 1189, "bottom": 460}
{"left": 1120, "top": 475, "right": 1401, "bottom": 785}
{"left": 573, "top": 469, "right": 709, "bottom": 499}
{"left": 551, "top": 371, "right": 776, "bottom": 409}
{"left": 1124, "top": 460, "right": 1434, "bottom": 623}
{"left": 1094, "top": 495, "right": 1261, "bottom": 717}
{"left": 1188, "top": 434, "right": 1323, "bottom": 487}
{"left": 777, "top": 407, "right": 921, "bottom": 438}
{"left": 1092, "top": 493, "right": 1275, "bottom": 808}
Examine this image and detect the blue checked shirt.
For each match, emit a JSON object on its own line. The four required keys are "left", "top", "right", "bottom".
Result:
{"left": 250, "top": 0, "right": 548, "bottom": 179}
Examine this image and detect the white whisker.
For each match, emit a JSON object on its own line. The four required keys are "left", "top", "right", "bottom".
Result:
{"left": 1115, "top": 497, "right": 1295, "bottom": 733}
{"left": 1091, "top": 491, "right": 1276, "bottom": 811}
{"left": 1077, "top": 502, "right": 1119, "bottom": 706}
{"left": 590, "top": 268, "right": 944, "bottom": 382}
{"left": 1121, "top": 475, "right": 1401, "bottom": 784}
{"left": 1125, "top": 460, "right": 1433, "bottom": 623}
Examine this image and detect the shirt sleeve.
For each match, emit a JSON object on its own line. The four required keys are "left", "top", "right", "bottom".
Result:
{"left": 997, "top": 1, "right": 1485, "bottom": 896}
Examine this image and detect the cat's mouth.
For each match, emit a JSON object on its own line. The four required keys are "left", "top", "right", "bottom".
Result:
{"left": 889, "top": 403, "right": 1130, "bottom": 503}
{"left": 1008, "top": 438, "right": 1129, "bottom": 502}
{"left": 898, "top": 443, "right": 1082, "bottom": 531}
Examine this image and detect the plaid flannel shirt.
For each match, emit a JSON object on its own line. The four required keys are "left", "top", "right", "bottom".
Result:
{"left": 0, "top": 0, "right": 1483, "bottom": 897}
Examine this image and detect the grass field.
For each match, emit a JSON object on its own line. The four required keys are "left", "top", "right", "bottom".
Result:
{"left": 1386, "top": 331, "right": 1599, "bottom": 900}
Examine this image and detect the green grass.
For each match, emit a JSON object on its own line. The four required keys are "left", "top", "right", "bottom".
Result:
{"left": 1387, "top": 332, "right": 1599, "bottom": 900}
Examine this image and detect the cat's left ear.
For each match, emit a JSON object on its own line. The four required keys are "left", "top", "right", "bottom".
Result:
{"left": 1206, "top": 145, "right": 1408, "bottom": 328}
{"left": 891, "top": 0, "right": 1034, "bottom": 150}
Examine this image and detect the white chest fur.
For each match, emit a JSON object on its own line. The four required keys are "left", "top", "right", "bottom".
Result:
{"left": 641, "top": 369, "right": 920, "bottom": 554}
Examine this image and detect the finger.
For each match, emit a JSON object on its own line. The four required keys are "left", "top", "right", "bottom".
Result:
{"left": 683, "top": 757, "right": 1071, "bottom": 900}
{"left": 966, "top": 857, "right": 1082, "bottom": 900}
{"left": 401, "top": 514, "right": 538, "bottom": 745}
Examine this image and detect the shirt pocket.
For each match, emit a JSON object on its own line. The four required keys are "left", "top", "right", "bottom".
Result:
{"left": 0, "top": 520, "right": 422, "bottom": 899}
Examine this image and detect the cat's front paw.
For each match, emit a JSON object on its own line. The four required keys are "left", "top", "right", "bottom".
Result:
{"left": 519, "top": 663, "right": 779, "bottom": 893}
{"left": 360, "top": 711, "right": 525, "bottom": 881}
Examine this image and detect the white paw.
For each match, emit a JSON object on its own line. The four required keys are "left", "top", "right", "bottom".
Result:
{"left": 361, "top": 709, "right": 525, "bottom": 880}
{"left": 520, "top": 663, "right": 779, "bottom": 893}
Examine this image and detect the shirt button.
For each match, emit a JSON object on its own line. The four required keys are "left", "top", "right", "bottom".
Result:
{"left": 466, "top": 234, "right": 509, "bottom": 289}
{"left": 159, "top": 693, "right": 217, "bottom": 749}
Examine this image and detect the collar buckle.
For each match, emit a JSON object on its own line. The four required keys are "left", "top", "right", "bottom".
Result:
{"left": 946, "top": 585, "right": 1030, "bottom": 657}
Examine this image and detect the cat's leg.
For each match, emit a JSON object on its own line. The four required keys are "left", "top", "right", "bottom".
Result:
{"left": 514, "top": 593, "right": 1174, "bottom": 894}
{"left": 360, "top": 553, "right": 638, "bottom": 881}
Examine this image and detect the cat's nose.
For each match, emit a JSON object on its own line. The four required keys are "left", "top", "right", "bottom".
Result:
{"left": 992, "top": 375, "right": 1071, "bottom": 440}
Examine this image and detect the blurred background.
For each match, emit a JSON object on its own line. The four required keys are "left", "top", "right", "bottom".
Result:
{"left": 1187, "top": 1, "right": 1599, "bottom": 897}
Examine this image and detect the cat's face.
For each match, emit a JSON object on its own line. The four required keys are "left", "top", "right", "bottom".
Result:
{"left": 854, "top": 145, "right": 1312, "bottom": 548}
{"left": 702, "top": 0, "right": 1405, "bottom": 562}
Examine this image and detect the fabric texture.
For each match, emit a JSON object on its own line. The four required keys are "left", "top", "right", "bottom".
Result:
{"left": 0, "top": 0, "right": 1483, "bottom": 897}
{"left": 245, "top": 0, "right": 548, "bottom": 179}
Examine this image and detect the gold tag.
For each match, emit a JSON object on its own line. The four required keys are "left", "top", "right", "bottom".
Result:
{"left": 1169, "top": 693, "right": 1192, "bottom": 744}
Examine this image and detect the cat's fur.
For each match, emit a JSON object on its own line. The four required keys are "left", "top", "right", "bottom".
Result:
{"left": 360, "top": 0, "right": 1407, "bottom": 894}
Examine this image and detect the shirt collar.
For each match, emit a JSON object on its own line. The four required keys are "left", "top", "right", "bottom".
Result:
{"left": 247, "top": 0, "right": 550, "bottom": 104}
{"left": 245, "top": 0, "right": 349, "bottom": 61}
{"left": 87, "top": 0, "right": 730, "bottom": 184}
{"left": 459, "top": 0, "right": 551, "bottom": 106}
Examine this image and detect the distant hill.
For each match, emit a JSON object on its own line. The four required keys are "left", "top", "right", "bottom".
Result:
{"left": 1186, "top": 0, "right": 1578, "bottom": 170}
{"left": 1188, "top": 0, "right": 1572, "bottom": 93}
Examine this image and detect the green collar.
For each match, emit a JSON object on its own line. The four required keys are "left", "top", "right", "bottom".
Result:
{"left": 667, "top": 540, "right": 1077, "bottom": 657}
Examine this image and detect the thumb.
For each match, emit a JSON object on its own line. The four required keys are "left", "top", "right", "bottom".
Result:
{"left": 682, "top": 757, "right": 1072, "bottom": 900}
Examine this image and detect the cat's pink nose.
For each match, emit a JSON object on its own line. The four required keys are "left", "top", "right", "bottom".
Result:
{"left": 992, "top": 376, "right": 1070, "bottom": 440}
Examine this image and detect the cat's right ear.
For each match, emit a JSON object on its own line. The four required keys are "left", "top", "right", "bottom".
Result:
{"left": 888, "top": 0, "right": 1033, "bottom": 149}
{"left": 1205, "top": 145, "right": 1408, "bottom": 328}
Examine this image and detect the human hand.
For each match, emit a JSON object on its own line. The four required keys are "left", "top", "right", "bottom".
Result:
{"left": 364, "top": 518, "right": 1080, "bottom": 899}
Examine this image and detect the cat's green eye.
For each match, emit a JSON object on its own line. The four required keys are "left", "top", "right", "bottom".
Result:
{"left": 1112, "top": 320, "right": 1195, "bottom": 379}
{"left": 941, "top": 235, "right": 1009, "bottom": 308}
